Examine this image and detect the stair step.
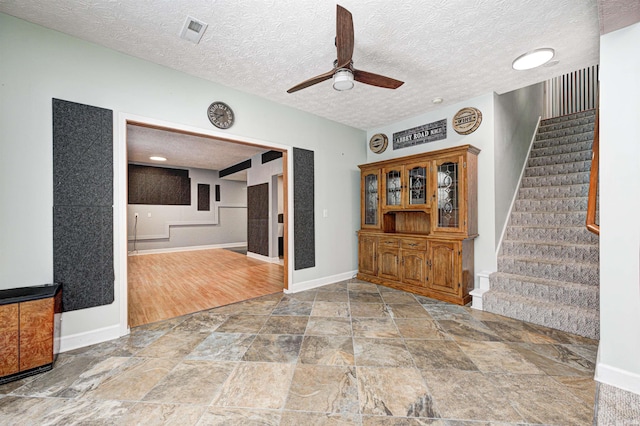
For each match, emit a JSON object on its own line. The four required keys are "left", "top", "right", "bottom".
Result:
{"left": 536, "top": 124, "right": 595, "bottom": 142}
{"left": 500, "top": 240, "right": 599, "bottom": 263}
{"left": 505, "top": 225, "right": 598, "bottom": 245}
{"left": 532, "top": 131, "right": 594, "bottom": 150}
{"left": 483, "top": 289, "right": 599, "bottom": 339}
{"left": 509, "top": 210, "right": 587, "bottom": 227}
{"left": 513, "top": 197, "right": 588, "bottom": 213}
{"left": 521, "top": 171, "right": 590, "bottom": 188}
{"left": 518, "top": 184, "right": 590, "bottom": 199}
{"left": 498, "top": 255, "right": 598, "bottom": 286}
{"left": 539, "top": 110, "right": 595, "bottom": 126}
{"left": 524, "top": 160, "right": 591, "bottom": 177}
{"left": 530, "top": 139, "right": 593, "bottom": 158}
{"left": 527, "top": 150, "right": 592, "bottom": 168}
{"left": 489, "top": 272, "right": 599, "bottom": 310}
{"left": 538, "top": 114, "right": 596, "bottom": 133}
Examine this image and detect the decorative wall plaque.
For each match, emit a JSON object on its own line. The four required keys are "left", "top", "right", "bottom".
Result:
{"left": 393, "top": 119, "right": 447, "bottom": 150}
{"left": 452, "top": 107, "right": 482, "bottom": 135}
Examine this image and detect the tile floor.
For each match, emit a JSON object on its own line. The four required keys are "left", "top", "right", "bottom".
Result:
{"left": 0, "top": 280, "right": 598, "bottom": 425}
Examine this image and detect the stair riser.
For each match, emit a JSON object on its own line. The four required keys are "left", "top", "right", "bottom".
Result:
{"left": 540, "top": 111, "right": 595, "bottom": 126}
{"left": 538, "top": 115, "right": 596, "bottom": 133}
{"left": 500, "top": 241, "right": 599, "bottom": 263}
{"left": 530, "top": 140, "right": 593, "bottom": 159}
{"left": 505, "top": 226, "right": 598, "bottom": 244}
{"left": 509, "top": 211, "right": 587, "bottom": 227}
{"left": 490, "top": 274, "right": 599, "bottom": 309}
{"left": 525, "top": 161, "right": 591, "bottom": 177}
{"left": 528, "top": 150, "right": 592, "bottom": 168}
{"left": 533, "top": 132, "right": 594, "bottom": 150}
{"left": 483, "top": 293, "right": 599, "bottom": 339}
{"left": 498, "top": 258, "right": 599, "bottom": 286}
{"left": 513, "top": 198, "right": 588, "bottom": 213}
{"left": 518, "top": 184, "right": 590, "bottom": 199}
{"left": 521, "top": 172, "right": 590, "bottom": 188}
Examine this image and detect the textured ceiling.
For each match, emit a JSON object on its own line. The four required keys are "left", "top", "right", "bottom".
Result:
{"left": 1, "top": 0, "right": 617, "bottom": 131}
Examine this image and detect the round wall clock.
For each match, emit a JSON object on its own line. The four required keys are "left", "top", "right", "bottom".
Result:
{"left": 207, "top": 102, "right": 235, "bottom": 129}
{"left": 369, "top": 133, "right": 389, "bottom": 154}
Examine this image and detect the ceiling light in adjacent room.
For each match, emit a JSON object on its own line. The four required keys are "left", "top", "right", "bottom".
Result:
{"left": 432, "top": 97, "right": 443, "bottom": 104}
{"left": 150, "top": 156, "right": 167, "bottom": 162}
{"left": 512, "top": 48, "right": 555, "bottom": 70}
{"left": 333, "top": 69, "right": 354, "bottom": 91}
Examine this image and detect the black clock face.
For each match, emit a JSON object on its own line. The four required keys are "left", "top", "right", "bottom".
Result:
{"left": 369, "top": 133, "right": 388, "bottom": 153}
{"left": 207, "top": 102, "right": 234, "bottom": 129}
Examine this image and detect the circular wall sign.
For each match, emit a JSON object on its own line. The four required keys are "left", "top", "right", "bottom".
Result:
{"left": 369, "top": 133, "right": 389, "bottom": 154}
{"left": 452, "top": 107, "right": 482, "bottom": 135}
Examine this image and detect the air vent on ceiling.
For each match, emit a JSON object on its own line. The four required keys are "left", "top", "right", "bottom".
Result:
{"left": 180, "top": 16, "right": 208, "bottom": 44}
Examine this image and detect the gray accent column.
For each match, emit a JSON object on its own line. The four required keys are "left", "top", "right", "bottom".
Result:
{"left": 293, "top": 148, "right": 315, "bottom": 270}
{"left": 247, "top": 183, "right": 269, "bottom": 256}
{"left": 53, "top": 99, "right": 114, "bottom": 311}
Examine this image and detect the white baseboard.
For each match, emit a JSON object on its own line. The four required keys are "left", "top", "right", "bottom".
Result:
{"left": 59, "top": 324, "right": 124, "bottom": 353}
{"left": 595, "top": 361, "right": 640, "bottom": 396}
{"left": 129, "top": 242, "right": 246, "bottom": 256}
{"left": 246, "top": 251, "right": 280, "bottom": 264}
{"left": 286, "top": 270, "right": 358, "bottom": 293}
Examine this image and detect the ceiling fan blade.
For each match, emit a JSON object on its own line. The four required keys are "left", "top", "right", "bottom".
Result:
{"left": 353, "top": 69, "right": 404, "bottom": 89}
{"left": 336, "top": 5, "right": 354, "bottom": 68}
{"left": 287, "top": 69, "right": 335, "bottom": 93}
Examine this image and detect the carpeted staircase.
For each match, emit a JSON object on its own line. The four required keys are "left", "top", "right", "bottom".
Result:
{"left": 483, "top": 110, "right": 600, "bottom": 340}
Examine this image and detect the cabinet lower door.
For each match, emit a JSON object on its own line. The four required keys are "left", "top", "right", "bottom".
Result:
{"left": 19, "top": 299, "right": 54, "bottom": 371}
{"left": 378, "top": 247, "right": 400, "bottom": 281}
{"left": 402, "top": 250, "right": 427, "bottom": 287}
{"left": 428, "top": 240, "right": 460, "bottom": 296}
{"left": 0, "top": 304, "right": 19, "bottom": 376}
{"left": 358, "top": 235, "right": 377, "bottom": 276}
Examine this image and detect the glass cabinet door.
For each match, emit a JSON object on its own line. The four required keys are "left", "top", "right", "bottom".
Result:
{"left": 363, "top": 172, "right": 379, "bottom": 226}
{"left": 384, "top": 168, "right": 403, "bottom": 208}
{"left": 435, "top": 159, "right": 460, "bottom": 230}
{"left": 407, "top": 164, "right": 427, "bottom": 207}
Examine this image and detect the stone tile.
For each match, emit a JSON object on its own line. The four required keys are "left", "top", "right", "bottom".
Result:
{"left": 349, "top": 291, "right": 384, "bottom": 304}
{"left": 357, "top": 366, "right": 438, "bottom": 417}
{"left": 456, "top": 341, "right": 544, "bottom": 375}
{"left": 436, "top": 320, "right": 501, "bottom": 342}
{"left": 422, "top": 305, "right": 476, "bottom": 321}
{"left": 242, "top": 334, "right": 303, "bottom": 363}
{"left": 172, "top": 312, "right": 228, "bottom": 333}
{"left": 319, "top": 282, "right": 349, "bottom": 292}
{"left": 363, "top": 417, "right": 446, "bottom": 425}
{"left": 299, "top": 336, "right": 355, "bottom": 366}
{"left": 83, "top": 357, "right": 177, "bottom": 401}
{"left": 380, "top": 291, "right": 419, "bottom": 304}
{"left": 286, "top": 365, "right": 359, "bottom": 413}
{"left": 353, "top": 338, "right": 414, "bottom": 367}
{"left": 212, "top": 298, "right": 280, "bottom": 315}
{"left": 394, "top": 319, "right": 450, "bottom": 340}
{"left": 315, "top": 291, "right": 349, "bottom": 302}
{"left": 311, "top": 301, "right": 350, "bottom": 317}
{"left": 479, "top": 320, "right": 544, "bottom": 343}
{"left": 521, "top": 322, "right": 598, "bottom": 345}
{"left": 143, "top": 360, "right": 234, "bottom": 405}
{"left": 350, "top": 302, "right": 390, "bottom": 318}
{"left": 186, "top": 332, "right": 255, "bottom": 361}
{"left": 553, "top": 376, "right": 597, "bottom": 406}
{"left": 414, "top": 295, "right": 447, "bottom": 305}
{"left": 421, "top": 369, "right": 524, "bottom": 423}
{"left": 215, "top": 314, "right": 269, "bottom": 333}
{"left": 509, "top": 343, "right": 595, "bottom": 376}
{"left": 386, "top": 303, "right": 432, "bottom": 319}
{"left": 133, "top": 316, "right": 186, "bottom": 333}
{"left": 281, "top": 411, "right": 361, "bottom": 425}
{"left": 283, "top": 291, "right": 318, "bottom": 302}
{"left": 0, "top": 397, "right": 133, "bottom": 425}
{"left": 135, "top": 330, "right": 208, "bottom": 359}
{"left": 211, "top": 362, "right": 295, "bottom": 409}
{"left": 405, "top": 340, "right": 477, "bottom": 371}
{"left": 306, "top": 317, "right": 352, "bottom": 336}
{"left": 561, "top": 343, "right": 599, "bottom": 363}
{"left": 487, "top": 373, "right": 593, "bottom": 424}
{"left": 0, "top": 396, "right": 63, "bottom": 424}
{"left": 199, "top": 407, "right": 281, "bottom": 426}
{"left": 122, "top": 402, "right": 207, "bottom": 425}
{"left": 348, "top": 281, "right": 380, "bottom": 292}
{"left": 260, "top": 315, "right": 308, "bottom": 335}
{"left": 352, "top": 318, "right": 401, "bottom": 338}
{"left": 272, "top": 298, "right": 314, "bottom": 315}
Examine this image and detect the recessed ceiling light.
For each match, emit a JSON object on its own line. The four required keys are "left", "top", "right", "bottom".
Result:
{"left": 512, "top": 48, "right": 555, "bottom": 70}
{"left": 149, "top": 156, "right": 167, "bottom": 162}
{"left": 432, "top": 97, "right": 443, "bottom": 104}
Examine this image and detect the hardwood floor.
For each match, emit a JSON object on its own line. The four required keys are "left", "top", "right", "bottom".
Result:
{"left": 127, "top": 248, "right": 283, "bottom": 328}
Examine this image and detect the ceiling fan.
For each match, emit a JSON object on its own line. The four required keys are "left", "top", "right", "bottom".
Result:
{"left": 287, "top": 4, "right": 404, "bottom": 93}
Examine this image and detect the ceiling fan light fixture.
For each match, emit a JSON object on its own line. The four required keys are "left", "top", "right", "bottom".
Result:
{"left": 512, "top": 48, "right": 555, "bottom": 70}
{"left": 333, "top": 69, "right": 354, "bottom": 91}
{"left": 150, "top": 156, "right": 167, "bottom": 162}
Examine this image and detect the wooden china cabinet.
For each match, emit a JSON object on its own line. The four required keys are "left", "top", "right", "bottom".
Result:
{"left": 357, "top": 145, "right": 479, "bottom": 305}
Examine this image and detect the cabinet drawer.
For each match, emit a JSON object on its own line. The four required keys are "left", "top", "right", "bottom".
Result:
{"left": 378, "top": 237, "right": 400, "bottom": 247}
{"left": 401, "top": 239, "right": 427, "bottom": 251}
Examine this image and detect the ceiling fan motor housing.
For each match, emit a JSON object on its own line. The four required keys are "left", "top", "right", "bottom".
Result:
{"left": 333, "top": 68, "right": 354, "bottom": 91}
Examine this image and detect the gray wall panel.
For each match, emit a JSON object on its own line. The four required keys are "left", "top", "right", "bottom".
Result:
{"left": 293, "top": 147, "right": 315, "bottom": 270}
